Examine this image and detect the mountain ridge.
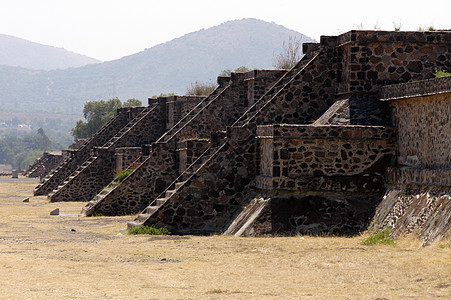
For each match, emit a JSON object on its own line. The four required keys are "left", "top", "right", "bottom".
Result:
{"left": 0, "top": 33, "right": 101, "bottom": 70}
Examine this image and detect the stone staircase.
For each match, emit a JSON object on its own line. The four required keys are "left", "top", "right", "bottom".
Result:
{"left": 47, "top": 155, "right": 98, "bottom": 201}
{"left": 126, "top": 51, "right": 322, "bottom": 230}
{"left": 33, "top": 107, "right": 145, "bottom": 196}
{"left": 157, "top": 82, "right": 231, "bottom": 143}
{"left": 24, "top": 156, "right": 49, "bottom": 177}
{"left": 101, "top": 106, "right": 154, "bottom": 148}
{"left": 81, "top": 83, "right": 231, "bottom": 215}
{"left": 233, "top": 51, "right": 319, "bottom": 127}
{"left": 47, "top": 106, "right": 156, "bottom": 202}
{"left": 127, "top": 142, "right": 221, "bottom": 229}
{"left": 81, "top": 155, "right": 142, "bottom": 216}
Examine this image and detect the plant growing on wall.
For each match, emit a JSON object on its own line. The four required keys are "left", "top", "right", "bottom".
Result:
{"left": 273, "top": 35, "right": 303, "bottom": 70}
{"left": 435, "top": 69, "right": 451, "bottom": 78}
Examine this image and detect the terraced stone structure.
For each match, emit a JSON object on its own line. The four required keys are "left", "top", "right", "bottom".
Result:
{"left": 82, "top": 70, "right": 286, "bottom": 215}
{"left": 38, "top": 30, "right": 450, "bottom": 241}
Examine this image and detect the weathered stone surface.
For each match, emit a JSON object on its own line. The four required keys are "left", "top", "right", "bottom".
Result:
{"left": 371, "top": 186, "right": 450, "bottom": 245}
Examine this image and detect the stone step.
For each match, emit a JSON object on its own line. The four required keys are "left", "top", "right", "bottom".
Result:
{"left": 165, "top": 189, "right": 176, "bottom": 198}
{"left": 127, "top": 220, "right": 141, "bottom": 230}
{"left": 137, "top": 213, "right": 151, "bottom": 223}
{"left": 100, "top": 188, "right": 112, "bottom": 195}
{"left": 155, "top": 198, "right": 167, "bottom": 206}
{"left": 175, "top": 181, "right": 186, "bottom": 189}
{"left": 95, "top": 193, "right": 107, "bottom": 202}
{"left": 181, "top": 173, "right": 191, "bottom": 181}
{"left": 144, "top": 205, "right": 159, "bottom": 214}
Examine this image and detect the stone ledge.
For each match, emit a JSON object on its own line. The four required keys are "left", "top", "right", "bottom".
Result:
{"left": 256, "top": 124, "right": 396, "bottom": 140}
{"left": 256, "top": 174, "right": 384, "bottom": 193}
{"left": 336, "top": 30, "right": 451, "bottom": 47}
{"left": 386, "top": 167, "right": 451, "bottom": 187}
{"left": 380, "top": 76, "right": 451, "bottom": 101}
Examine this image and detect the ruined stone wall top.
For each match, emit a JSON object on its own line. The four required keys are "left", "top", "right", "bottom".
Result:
{"left": 336, "top": 30, "right": 451, "bottom": 46}
{"left": 256, "top": 124, "right": 396, "bottom": 140}
{"left": 243, "top": 69, "right": 286, "bottom": 81}
{"left": 380, "top": 76, "right": 451, "bottom": 100}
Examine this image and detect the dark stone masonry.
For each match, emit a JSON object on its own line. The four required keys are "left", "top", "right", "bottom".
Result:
{"left": 34, "top": 30, "right": 450, "bottom": 243}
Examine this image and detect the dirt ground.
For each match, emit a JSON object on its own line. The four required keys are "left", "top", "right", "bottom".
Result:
{"left": 0, "top": 177, "right": 449, "bottom": 299}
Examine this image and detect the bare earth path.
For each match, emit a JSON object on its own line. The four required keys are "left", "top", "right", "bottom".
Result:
{"left": 0, "top": 177, "right": 449, "bottom": 299}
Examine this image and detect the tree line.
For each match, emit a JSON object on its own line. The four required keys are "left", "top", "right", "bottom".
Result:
{"left": 0, "top": 128, "right": 53, "bottom": 170}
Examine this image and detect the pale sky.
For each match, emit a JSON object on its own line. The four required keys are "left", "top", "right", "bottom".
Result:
{"left": 1, "top": 0, "right": 449, "bottom": 62}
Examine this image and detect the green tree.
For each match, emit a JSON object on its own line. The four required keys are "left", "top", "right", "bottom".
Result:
{"left": 71, "top": 98, "right": 122, "bottom": 140}
{"left": 0, "top": 129, "right": 54, "bottom": 170}
{"left": 273, "top": 36, "right": 303, "bottom": 70}
{"left": 123, "top": 98, "right": 142, "bottom": 107}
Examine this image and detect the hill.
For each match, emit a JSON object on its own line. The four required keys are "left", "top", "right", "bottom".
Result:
{"left": 0, "top": 19, "right": 314, "bottom": 115}
{"left": 0, "top": 34, "right": 101, "bottom": 70}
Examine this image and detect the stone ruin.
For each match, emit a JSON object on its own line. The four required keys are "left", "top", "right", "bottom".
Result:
{"left": 23, "top": 151, "right": 63, "bottom": 178}
{"left": 34, "top": 30, "right": 450, "bottom": 243}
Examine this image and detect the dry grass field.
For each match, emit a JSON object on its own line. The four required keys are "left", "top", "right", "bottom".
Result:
{"left": 0, "top": 177, "right": 449, "bottom": 299}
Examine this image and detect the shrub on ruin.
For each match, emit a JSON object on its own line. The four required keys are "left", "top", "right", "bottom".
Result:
{"left": 186, "top": 81, "right": 217, "bottom": 96}
{"left": 273, "top": 35, "right": 303, "bottom": 70}
{"left": 115, "top": 169, "right": 133, "bottom": 183}
{"left": 219, "top": 66, "right": 251, "bottom": 77}
{"left": 435, "top": 69, "right": 451, "bottom": 78}
{"left": 128, "top": 225, "right": 171, "bottom": 235}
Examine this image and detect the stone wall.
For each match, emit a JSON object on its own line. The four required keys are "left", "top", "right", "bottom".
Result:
{"left": 245, "top": 70, "right": 287, "bottom": 106}
{"left": 89, "top": 140, "right": 178, "bottom": 215}
{"left": 371, "top": 186, "right": 450, "bottom": 245}
{"left": 176, "top": 139, "right": 210, "bottom": 175}
{"left": 381, "top": 77, "right": 451, "bottom": 169}
{"left": 248, "top": 46, "right": 338, "bottom": 127}
{"left": 386, "top": 167, "right": 451, "bottom": 187}
{"left": 237, "top": 124, "right": 396, "bottom": 236}
{"left": 26, "top": 151, "right": 62, "bottom": 178}
{"left": 140, "top": 49, "right": 341, "bottom": 233}
{"left": 248, "top": 194, "right": 386, "bottom": 236}
{"left": 165, "top": 96, "right": 204, "bottom": 129}
{"left": 256, "top": 124, "right": 396, "bottom": 191}
{"left": 336, "top": 30, "right": 451, "bottom": 94}
{"left": 115, "top": 147, "right": 141, "bottom": 173}
{"left": 48, "top": 98, "right": 177, "bottom": 202}
{"left": 75, "top": 30, "right": 450, "bottom": 239}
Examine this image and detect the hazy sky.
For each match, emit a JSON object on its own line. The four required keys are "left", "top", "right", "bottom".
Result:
{"left": 1, "top": 0, "right": 449, "bottom": 61}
